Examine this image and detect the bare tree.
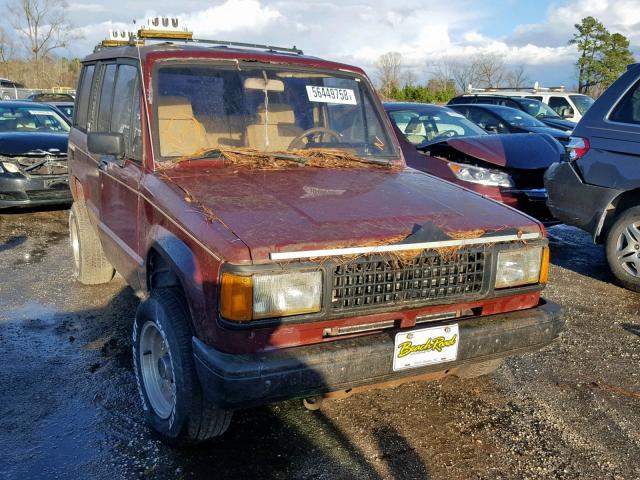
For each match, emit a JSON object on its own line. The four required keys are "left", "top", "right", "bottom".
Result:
{"left": 375, "top": 51, "right": 404, "bottom": 96}
{"left": 0, "top": 27, "right": 14, "bottom": 64}
{"left": 429, "top": 57, "right": 478, "bottom": 93}
{"left": 9, "top": 0, "right": 80, "bottom": 62}
{"left": 474, "top": 53, "right": 507, "bottom": 88}
{"left": 505, "top": 64, "right": 530, "bottom": 89}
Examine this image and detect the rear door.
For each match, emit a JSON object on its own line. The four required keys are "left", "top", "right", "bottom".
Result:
{"left": 94, "top": 61, "right": 144, "bottom": 281}
{"left": 69, "top": 63, "right": 99, "bottom": 216}
{"left": 578, "top": 72, "right": 640, "bottom": 190}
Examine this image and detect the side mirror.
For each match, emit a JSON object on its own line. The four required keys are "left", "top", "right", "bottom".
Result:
{"left": 88, "top": 132, "right": 125, "bottom": 159}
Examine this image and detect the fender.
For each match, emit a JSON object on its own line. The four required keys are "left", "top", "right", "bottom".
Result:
{"left": 144, "top": 225, "right": 209, "bottom": 332}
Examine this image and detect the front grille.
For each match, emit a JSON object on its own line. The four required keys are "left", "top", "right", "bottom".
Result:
{"left": 331, "top": 247, "right": 487, "bottom": 311}
{"left": 14, "top": 156, "right": 68, "bottom": 176}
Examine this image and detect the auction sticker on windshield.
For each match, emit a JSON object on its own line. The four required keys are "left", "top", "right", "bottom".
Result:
{"left": 306, "top": 86, "right": 357, "bottom": 105}
{"left": 392, "top": 324, "right": 459, "bottom": 371}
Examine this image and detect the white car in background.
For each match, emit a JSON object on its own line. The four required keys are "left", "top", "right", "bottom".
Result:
{"left": 465, "top": 84, "right": 595, "bottom": 123}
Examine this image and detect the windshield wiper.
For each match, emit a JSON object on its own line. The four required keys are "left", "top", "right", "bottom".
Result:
{"left": 186, "top": 148, "right": 307, "bottom": 166}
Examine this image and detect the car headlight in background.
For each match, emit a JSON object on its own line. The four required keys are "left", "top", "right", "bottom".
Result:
{"left": 448, "top": 162, "right": 513, "bottom": 187}
{"left": 1, "top": 162, "right": 20, "bottom": 173}
{"left": 495, "top": 246, "right": 549, "bottom": 289}
{"left": 220, "top": 270, "right": 322, "bottom": 321}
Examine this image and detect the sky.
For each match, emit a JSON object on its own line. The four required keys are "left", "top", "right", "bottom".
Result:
{"left": 3, "top": 0, "right": 640, "bottom": 89}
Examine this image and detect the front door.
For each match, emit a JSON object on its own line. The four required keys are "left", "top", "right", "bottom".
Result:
{"left": 94, "top": 61, "right": 144, "bottom": 283}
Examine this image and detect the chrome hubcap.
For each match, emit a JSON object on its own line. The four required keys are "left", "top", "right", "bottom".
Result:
{"left": 615, "top": 221, "right": 640, "bottom": 277}
{"left": 139, "top": 321, "right": 176, "bottom": 419}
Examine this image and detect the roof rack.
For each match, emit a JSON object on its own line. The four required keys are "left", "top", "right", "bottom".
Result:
{"left": 153, "top": 37, "right": 303, "bottom": 55}
{"left": 96, "top": 17, "right": 303, "bottom": 55}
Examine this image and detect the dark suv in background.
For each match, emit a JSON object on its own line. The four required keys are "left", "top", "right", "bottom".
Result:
{"left": 545, "top": 63, "right": 640, "bottom": 291}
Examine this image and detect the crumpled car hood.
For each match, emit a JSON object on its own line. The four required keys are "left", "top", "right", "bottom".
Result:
{"left": 162, "top": 166, "right": 539, "bottom": 261}
{"left": 421, "top": 133, "right": 563, "bottom": 169}
{"left": 0, "top": 132, "right": 68, "bottom": 156}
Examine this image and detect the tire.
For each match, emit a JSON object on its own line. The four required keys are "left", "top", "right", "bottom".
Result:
{"left": 454, "top": 358, "right": 503, "bottom": 379}
{"left": 132, "top": 288, "right": 232, "bottom": 445}
{"left": 69, "top": 202, "right": 115, "bottom": 285}
{"left": 605, "top": 205, "right": 640, "bottom": 292}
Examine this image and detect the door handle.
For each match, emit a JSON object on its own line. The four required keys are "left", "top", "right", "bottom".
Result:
{"left": 99, "top": 158, "right": 109, "bottom": 171}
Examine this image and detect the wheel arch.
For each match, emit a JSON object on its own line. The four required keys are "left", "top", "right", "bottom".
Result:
{"left": 143, "top": 225, "right": 208, "bottom": 333}
{"left": 596, "top": 188, "right": 640, "bottom": 243}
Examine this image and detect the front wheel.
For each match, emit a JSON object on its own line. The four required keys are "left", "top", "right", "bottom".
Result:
{"left": 132, "top": 288, "right": 232, "bottom": 445}
{"left": 605, "top": 206, "right": 640, "bottom": 292}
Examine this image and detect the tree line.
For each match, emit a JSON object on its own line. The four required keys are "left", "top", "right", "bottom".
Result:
{"left": 375, "top": 16, "right": 635, "bottom": 103}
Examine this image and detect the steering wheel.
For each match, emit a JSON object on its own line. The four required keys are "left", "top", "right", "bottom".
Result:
{"left": 288, "top": 127, "right": 342, "bottom": 149}
{"left": 432, "top": 130, "right": 458, "bottom": 140}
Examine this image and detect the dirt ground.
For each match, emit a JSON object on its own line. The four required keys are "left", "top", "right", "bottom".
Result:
{"left": 0, "top": 208, "right": 638, "bottom": 480}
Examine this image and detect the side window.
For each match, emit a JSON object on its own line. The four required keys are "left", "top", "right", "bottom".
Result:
{"left": 110, "top": 64, "right": 139, "bottom": 159}
{"left": 75, "top": 64, "right": 95, "bottom": 130}
{"left": 96, "top": 64, "right": 117, "bottom": 132}
{"left": 548, "top": 96, "right": 573, "bottom": 117}
{"left": 609, "top": 79, "right": 640, "bottom": 125}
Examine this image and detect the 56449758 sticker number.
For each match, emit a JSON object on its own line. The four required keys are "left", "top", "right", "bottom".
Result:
{"left": 306, "top": 86, "right": 357, "bottom": 105}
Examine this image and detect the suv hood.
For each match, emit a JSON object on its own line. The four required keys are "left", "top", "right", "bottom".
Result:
{"left": 162, "top": 167, "right": 540, "bottom": 262}
{"left": 0, "top": 132, "right": 68, "bottom": 156}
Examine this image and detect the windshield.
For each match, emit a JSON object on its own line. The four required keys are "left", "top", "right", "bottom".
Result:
{"left": 569, "top": 94, "right": 595, "bottom": 115}
{"left": 517, "top": 99, "right": 561, "bottom": 119}
{"left": 494, "top": 107, "right": 546, "bottom": 127}
{"left": 154, "top": 64, "right": 397, "bottom": 162}
{"left": 387, "top": 107, "right": 486, "bottom": 145}
{"left": 0, "top": 105, "right": 70, "bottom": 133}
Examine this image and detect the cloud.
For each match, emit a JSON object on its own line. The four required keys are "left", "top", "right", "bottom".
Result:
{"left": 56, "top": 0, "right": 637, "bottom": 89}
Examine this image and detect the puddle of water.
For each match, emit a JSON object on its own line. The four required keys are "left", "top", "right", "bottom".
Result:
{"left": 1, "top": 301, "right": 58, "bottom": 324}
{"left": 4, "top": 399, "right": 108, "bottom": 479}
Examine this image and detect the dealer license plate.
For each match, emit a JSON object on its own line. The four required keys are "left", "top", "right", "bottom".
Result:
{"left": 392, "top": 324, "right": 459, "bottom": 371}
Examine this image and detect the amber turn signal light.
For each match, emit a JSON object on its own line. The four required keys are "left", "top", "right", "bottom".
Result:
{"left": 539, "top": 246, "right": 550, "bottom": 284}
{"left": 220, "top": 273, "right": 253, "bottom": 321}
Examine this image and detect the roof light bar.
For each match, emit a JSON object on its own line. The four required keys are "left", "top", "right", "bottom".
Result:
{"left": 138, "top": 16, "right": 193, "bottom": 40}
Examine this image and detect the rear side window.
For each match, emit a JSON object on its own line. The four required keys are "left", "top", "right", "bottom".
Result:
{"left": 609, "top": 79, "right": 640, "bottom": 125}
{"left": 96, "top": 64, "right": 117, "bottom": 132}
{"left": 75, "top": 64, "right": 95, "bottom": 130}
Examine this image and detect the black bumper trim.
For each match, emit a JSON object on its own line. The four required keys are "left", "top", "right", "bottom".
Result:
{"left": 544, "top": 162, "right": 621, "bottom": 236}
{"left": 193, "top": 300, "right": 564, "bottom": 410}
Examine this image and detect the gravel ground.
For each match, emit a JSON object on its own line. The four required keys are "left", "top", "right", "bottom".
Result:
{"left": 0, "top": 208, "right": 638, "bottom": 480}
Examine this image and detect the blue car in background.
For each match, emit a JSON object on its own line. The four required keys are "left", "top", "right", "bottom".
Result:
{"left": 0, "top": 101, "right": 71, "bottom": 208}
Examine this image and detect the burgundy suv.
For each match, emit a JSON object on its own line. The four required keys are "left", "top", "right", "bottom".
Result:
{"left": 68, "top": 36, "right": 563, "bottom": 445}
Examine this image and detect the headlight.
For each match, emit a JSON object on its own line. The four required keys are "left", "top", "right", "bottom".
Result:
{"left": 448, "top": 162, "right": 513, "bottom": 187}
{"left": 495, "top": 246, "right": 548, "bottom": 289}
{"left": 220, "top": 270, "right": 322, "bottom": 321}
{"left": 2, "top": 162, "right": 20, "bottom": 173}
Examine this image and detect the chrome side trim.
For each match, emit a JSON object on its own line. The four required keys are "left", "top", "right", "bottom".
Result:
{"left": 270, "top": 232, "right": 541, "bottom": 260}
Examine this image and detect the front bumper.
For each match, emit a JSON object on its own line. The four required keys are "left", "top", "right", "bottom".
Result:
{"left": 0, "top": 173, "right": 71, "bottom": 208}
{"left": 193, "top": 300, "right": 564, "bottom": 410}
{"left": 544, "top": 161, "right": 622, "bottom": 237}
